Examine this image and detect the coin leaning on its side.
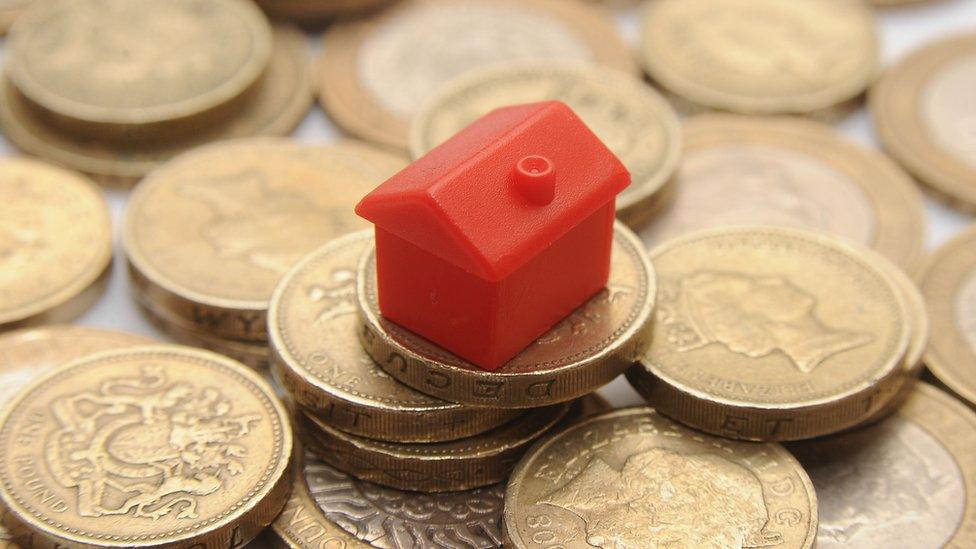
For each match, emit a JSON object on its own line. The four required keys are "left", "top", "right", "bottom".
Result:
{"left": 872, "top": 33, "right": 976, "bottom": 212}
{"left": 357, "top": 222, "right": 656, "bottom": 408}
{"left": 0, "top": 159, "right": 112, "bottom": 331}
{"left": 638, "top": 114, "right": 926, "bottom": 273}
{"left": 0, "top": 345, "right": 293, "bottom": 548}
{"left": 269, "top": 231, "right": 520, "bottom": 443}
{"left": 628, "top": 226, "right": 912, "bottom": 441}
{"left": 318, "top": 0, "right": 637, "bottom": 150}
{"left": 504, "top": 407, "right": 818, "bottom": 548}
{"left": 409, "top": 62, "right": 681, "bottom": 230}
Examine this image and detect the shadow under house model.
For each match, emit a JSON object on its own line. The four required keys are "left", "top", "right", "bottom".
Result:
{"left": 356, "top": 101, "right": 631, "bottom": 371}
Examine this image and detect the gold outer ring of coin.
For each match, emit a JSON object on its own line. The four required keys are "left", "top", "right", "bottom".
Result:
{"left": 297, "top": 402, "right": 568, "bottom": 493}
{"left": 0, "top": 159, "right": 113, "bottom": 331}
{"left": 5, "top": 0, "right": 272, "bottom": 131}
{"left": 318, "top": 0, "right": 638, "bottom": 150}
{"left": 788, "top": 382, "right": 976, "bottom": 547}
{"left": 638, "top": 0, "right": 878, "bottom": 115}
{"left": 627, "top": 226, "right": 912, "bottom": 441}
{"left": 871, "top": 33, "right": 976, "bottom": 212}
{"left": 638, "top": 114, "right": 927, "bottom": 273}
{"left": 0, "top": 25, "right": 312, "bottom": 187}
{"left": 918, "top": 226, "right": 976, "bottom": 407}
{"left": 503, "top": 407, "right": 818, "bottom": 548}
{"left": 0, "top": 344, "right": 293, "bottom": 548}
{"left": 408, "top": 61, "right": 682, "bottom": 230}
{"left": 357, "top": 222, "right": 656, "bottom": 409}
{"left": 269, "top": 231, "right": 521, "bottom": 443}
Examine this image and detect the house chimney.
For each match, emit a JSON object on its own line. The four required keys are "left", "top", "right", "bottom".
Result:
{"left": 514, "top": 155, "right": 555, "bottom": 205}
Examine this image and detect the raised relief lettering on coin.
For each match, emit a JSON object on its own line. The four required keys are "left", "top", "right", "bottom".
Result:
{"left": 922, "top": 53, "right": 976, "bottom": 171}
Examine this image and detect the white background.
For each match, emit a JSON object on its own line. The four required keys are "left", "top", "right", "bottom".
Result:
{"left": 6, "top": 0, "right": 975, "bottom": 409}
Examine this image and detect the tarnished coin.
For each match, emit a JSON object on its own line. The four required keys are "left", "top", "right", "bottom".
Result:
{"left": 358, "top": 223, "right": 655, "bottom": 408}
{"left": 319, "top": 0, "right": 636, "bottom": 150}
{"left": 298, "top": 403, "right": 568, "bottom": 492}
{"left": 789, "top": 383, "right": 976, "bottom": 548}
{"left": 256, "top": 0, "right": 393, "bottom": 21}
{"left": 872, "top": 33, "right": 976, "bottom": 211}
{"left": 0, "top": 25, "right": 312, "bottom": 187}
{"left": 410, "top": 62, "right": 681, "bottom": 229}
{"left": 628, "top": 226, "right": 912, "bottom": 440}
{"left": 918, "top": 226, "right": 976, "bottom": 407}
{"left": 638, "top": 115, "right": 926, "bottom": 272}
{"left": 6, "top": 0, "right": 272, "bottom": 137}
{"left": 639, "top": 0, "right": 878, "bottom": 116}
{"left": 270, "top": 231, "right": 519, "bottom": 442}
{"left": 504, "top": 407, "right": 818, "bottom": 548}
{"left": 0, "top": 159, "right": 112, "bottom": 331}
{"left": 0, "top": 345, "right": 292, "bottom": 548}
{"left": 124, "top": 139, "right": 407, "bottom": 343}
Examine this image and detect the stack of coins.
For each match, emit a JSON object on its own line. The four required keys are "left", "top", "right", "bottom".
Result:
{"left": 124, "top": 139, "right": 408, "bottom": 370}
{"left": 0, "top": 0, "right": 312, "bottom": 186}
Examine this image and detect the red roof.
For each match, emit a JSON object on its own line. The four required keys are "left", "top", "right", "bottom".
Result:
{"left": 355, "top": 101, "right": 630, "bottom": 281}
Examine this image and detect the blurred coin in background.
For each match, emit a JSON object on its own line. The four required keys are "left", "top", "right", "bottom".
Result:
{"left": 256, "top": 0, "right": 394, "bottom": 22}
{"left": 0, "top": 0, "right": 30, "bottom": 34}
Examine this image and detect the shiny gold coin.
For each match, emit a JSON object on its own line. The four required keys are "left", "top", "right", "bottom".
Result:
{"left": 628, "top": 226, "right": 912, "bottom": 441}
{"left": 639, "top": 0, "right": 878, "bottom": 116}
{"left": 256, "top": 0, "right": 393, "bottom": 21}
{"left": 124, "top": 138, "right": 407, "bottom": 343}
{"left": 872, "top": 33, "right": 976, "bottom": 211}
{"left": 0, "top": 345, "right": 292, "bottom": 548}
{"left": 319, "top": 0, "right": 636, "bottom": 150}
{"left": 0, "top": 159, "right": 112, "bottom": 331}
{"left": 918, "top": 226, "right": 976, "bottom": 407}
{"left": 638, "top": 114, "right": 926, "bottom": 272}
{"left": 6, "top": 0, "right": 272, "bottom": 137}
{"left": 358, "top": 222, "right": 655, "bottom": 408}
{"left": 0, "top": 25, "right": 312, "bottom": 187}
{"left": 298, "top": 403, "right": 568, "bottom": 492}
{"left": 270, "top": 231, "right": 520, "bottom": 442}
{"left": 504, "top": 407, "right": 818, "bottom": 548}
{"left": 789, "top": 383, "right": 976, "bottom": 548}
{"left": 410, "top": 62, "right": 681, "bottom": 229}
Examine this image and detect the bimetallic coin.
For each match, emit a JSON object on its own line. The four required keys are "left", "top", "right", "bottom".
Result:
{"left": 638, "top": 115, "right": 926, "bottom": 272}
{"left": 410, "top": 62, "right": 681, "bottom": 229}
{"left": 789, "top": 383, "right": 976, "bottom": 548}
{"left": 639, "top": 0, "right": 878, "bottom": 115}
{"left": 504, "top": 407, "right": 818, "bottom": 548}
{"left": 918, "top": 226, "right": 976, "bottom": 407}
{"left": 872, "top": 33, "right": 976, "bottom": 211}
{"left": 628, "top": 226, "right": 912, "bottom": 441}
{"left": 0, "top": 345, "right": 292, "bottom": 548}
{"left": 357, "top": 223, "right": 655, "bottom": 408}
{"left": 0, "top": 159, "right": 112, "bottom": 331}
{"left": 270, "top": 231, "right": 519, "bottom": 442}
{"left": 0, "top": 26, "right": 312, "bottom": 186}
{"left": 124, "top": 139, "right": 407, "bottom": 342}
{"left": 6, "top": 0, "right": 272, "bottom": 134}
{"left": 298, "top": 403, "right": 568, "bottom": 492}
{"left": 319, "top": 0, "right": 636, "bottom": 149}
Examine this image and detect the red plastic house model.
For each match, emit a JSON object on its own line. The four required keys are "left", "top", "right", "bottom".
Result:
{"left": 355, "top": 101, "right": 630, "bottom": 371}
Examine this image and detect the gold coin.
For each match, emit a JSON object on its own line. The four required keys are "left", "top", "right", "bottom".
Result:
{"left": 124, "top": 138, "right": 407, "bottom": 343}
{"left": 872, "top": 33, "right": 976, "bottom": 211}
{"left": 256, "top": 0, "right": 393, "bottom": 21}
{"left": 503, "top": 407, "right": 818, "bottom": 548}
{"left": 0, "top": 159, "right": 112, "bottom": 331}
{"left": 270, "top": 231, "right": 520, "bottom": 442}
{"left": 638, "top": 114, "right": 926, "bottom": 272}
{"left": 319, "top": 0, "right": 636, "bottom": 150}
{"left": 0, "top": 25, "right": 312, "bottom": 187}
{"left": 639, "top": 0, "right": 878, "bottom": 115}
{"left": 6, "top": 0, "right": 272, "bottom": 135}
{"left": 357, "top": 222, "right": 655, "bottom": 408}
{"left": 0, "top": 0, "right": 30, "bottom": 34}
{"left": 297, "top": 403, "right": 568, "bottom": 492}
{"left": 409, "top": 62, "right": 681, "bottom": 229}
{"left": 788, "top": 383, "right": 976, "bottom": 548}
{"left": 628, "top": 226, "right": 912, "bottom": 441}
{"left": 918, "top": 226, "right": 976, "bottom": 407}
{"left": 0, "top": 345, "right": 292, "bottom": 548}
